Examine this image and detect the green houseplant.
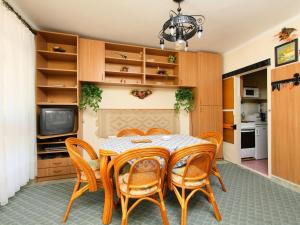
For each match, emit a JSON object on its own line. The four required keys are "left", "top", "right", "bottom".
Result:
{"left": 174, "top": 88, "right": 194, "bottom": 112}
{"left": 79, "top": 84, "right": 103, "bottom": 112}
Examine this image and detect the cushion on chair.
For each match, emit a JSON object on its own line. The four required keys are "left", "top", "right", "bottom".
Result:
{"left": 172, "top": 166, "right": 207, "bottom": 187}
{"left": 88, "top": 159, "right": 100, "bottom": 170}
{"left": 80, "top": 159, "right": 101, "bottom": 181}
{"left": 118, "top": 173, "right": 158, "bottom": 196}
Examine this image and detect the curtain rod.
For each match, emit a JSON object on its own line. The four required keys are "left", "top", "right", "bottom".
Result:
{"left": 2, "top": 0, "right": 36, "bottom": 34}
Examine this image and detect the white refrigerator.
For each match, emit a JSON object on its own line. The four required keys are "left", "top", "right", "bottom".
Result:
{"left": 255, "top": 124, "right": 268, "bottom": 159}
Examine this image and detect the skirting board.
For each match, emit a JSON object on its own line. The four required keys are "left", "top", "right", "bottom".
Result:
{"left": 272, "top": 175, "right": 300, "bottom": 193}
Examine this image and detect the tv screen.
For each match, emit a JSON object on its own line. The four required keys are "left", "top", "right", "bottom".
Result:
{"left": 40, "top": 108, "right": 75, "bottom": 135}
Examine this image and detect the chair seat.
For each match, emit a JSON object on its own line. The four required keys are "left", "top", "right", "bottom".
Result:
{"left": 81, "top": 170, "right": 101, "bottom": 181}
{"left": 172, "top": 166, "right": 207, "bottom": 187}
{"left": 119, "top": 173, "right": 158, "bottom": 196}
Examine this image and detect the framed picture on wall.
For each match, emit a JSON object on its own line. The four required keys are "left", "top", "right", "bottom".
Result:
{"left": 275, "top": 39, "right": 298, "bottom": 67}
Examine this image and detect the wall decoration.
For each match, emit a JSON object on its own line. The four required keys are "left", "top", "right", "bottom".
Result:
{"left": 275, "top": 39, "right": 298, "bottom": 67}
{"left": 79, "top": 84, "right": 103, "bottom": 112}
{"left": 131, "top": 89, "right": 152, "bottom": 99}
{"left": 174, "top": 88, "right": 194, "bottom": 112}
{"left": 168, "top": 55, "right": 176, "bottom": 63}
{"left": 275, "top": 27, "right": 297, "bottom": 42}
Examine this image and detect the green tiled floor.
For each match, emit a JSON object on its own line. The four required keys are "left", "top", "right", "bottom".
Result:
{"left": 0, "top": 163, "right": 299, "bottom": 225}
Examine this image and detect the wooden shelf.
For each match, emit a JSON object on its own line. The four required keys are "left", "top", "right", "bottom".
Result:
{"left": 37, "top": 150, "right": 67, "bottom": 155}
{"left": 146, "top": 47, "right": 177, "bottom": 56}
{"left": 37, "top": 85, "right": 77, "bottom": 90}
{"left": 146, "top": 74, "right": 177, "bottom": 78}
{"left": 37, "top": 102, "right": 77, "bottom": 106}
{"left": 37, "top": 141, "right": 65, "bottom": 145}
{"left": 37, "top": 132, "right": 77, "bottom": 140}
{"left": 105, "top": 71, "right": 143, "bottom": 77}
{"left": 37, "top": 50, "right": 77, "bottom": 61}
{"left": 37, "top": 68, "right": 77, "bottom": 76}
{"left": 105, "top": 57, "right": 143, "bottom": 65}
{"left": 38, "top": 31, "right": 77, "bottom": 45}
{"left": 82, "top": 81, "right": 195, "bottom": 88}
{"left": 146, "top": 61, "right": 178, "bottom": 68}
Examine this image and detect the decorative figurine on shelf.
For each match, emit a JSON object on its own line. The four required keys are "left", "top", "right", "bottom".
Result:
{"left": 168, "top": 55, "right": 176, "bottom": 63}
{"left": 157, "top": 67, "right": 167, "bottom": 75}
{"left": 115, "top": 52, "right": 128, "bottom": 59}
{"left": 120, "top": 66, "right": 129, "bottom": 72}
{"left": 131, "top": 89, "right": 152, "bottom": 99}
{"left": 275, "top": 27, "right": 297, "bottom": 42}
{"left": 52, "top": 46, "right": 66, "bottom": 52}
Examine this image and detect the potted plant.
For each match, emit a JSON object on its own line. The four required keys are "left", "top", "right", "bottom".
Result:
{"left": 174, "top": 88, "right": 194, "bottom": 112}
{"left": 79, "top": 84, "right": 103, "bottom": 112}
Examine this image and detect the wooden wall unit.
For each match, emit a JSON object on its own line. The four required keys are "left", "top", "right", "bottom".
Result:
{"left": 189, "top": 52, "right": 223, "bottom": 158}
{"left": 36, "top": 31, "right": 79, "bottom": 181}
{"left": 79, "top": 40, "right": 182, "bottom": 87}
{"left": 271, "top": 63, "right": 300, "bottom": 185}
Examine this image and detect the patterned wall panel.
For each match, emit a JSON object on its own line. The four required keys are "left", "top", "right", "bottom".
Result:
{"left": 96, "top": 109, "right": 179, "bottom": 137}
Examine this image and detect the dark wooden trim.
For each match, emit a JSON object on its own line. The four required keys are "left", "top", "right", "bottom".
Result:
{"left": 2, "top": 0, "right": 36, "bottom": 34}
{"left": 275, "top": 39, "right": 298, "bottom": 67}
{"left": 222, "top": 59, "right": 271, "bottom": 79}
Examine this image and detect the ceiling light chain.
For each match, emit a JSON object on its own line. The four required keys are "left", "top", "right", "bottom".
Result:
{"left": 158, "top": 0, "right": 205, "bottom": 51}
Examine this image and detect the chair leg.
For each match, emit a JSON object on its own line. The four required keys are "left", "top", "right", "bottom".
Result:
{"left": 121, "top": 196, "right": 129, "bottom": 225}
{"left": 181, "top": 205, "right": 187, "bottom": 225}
{"left": 213, "top": 166, "right": 227, "bottom": 192}
{"left": 158, "top": 190, "right": 169, "bottom": 225}
{"left": 206, "top": 182, "right": 222, "bottom": 221}
{"left": 63, "top": 181, "right": 81, "bottom": 223}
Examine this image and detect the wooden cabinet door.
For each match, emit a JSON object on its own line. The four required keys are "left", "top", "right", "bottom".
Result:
{"left": 79, "top": 38, "right": 105, "bottom": 82}
{"left": 178, "top": 52, "right": 198, "bottom": 86}
{"left": 222, "top": 77, "right": 235, "bottom": 144}
{"left": 198, "top": 105, "right": 223, "bottom": 158}
{"left": 198, "top": 52, "right": 222, "bottom": 106}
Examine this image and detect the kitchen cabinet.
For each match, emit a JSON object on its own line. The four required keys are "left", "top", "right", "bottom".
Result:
{"left": 79, "top": 38, "right": 105, "bottom": 82}
{"left": 178, "top": 52, "right": 198, "bottom": 86}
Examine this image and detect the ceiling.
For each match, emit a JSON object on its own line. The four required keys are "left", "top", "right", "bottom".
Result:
{"left": 8, "top": 0, "right": 300, "bottom": 52}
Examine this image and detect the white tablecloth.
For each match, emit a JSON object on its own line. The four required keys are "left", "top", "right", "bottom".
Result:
{"left": 99, "top": 134, "right": 208, "bottom": 167}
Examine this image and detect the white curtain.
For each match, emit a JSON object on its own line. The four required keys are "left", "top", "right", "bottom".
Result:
{"left": 0, "top": 2, "right": 36, "bottom": 206}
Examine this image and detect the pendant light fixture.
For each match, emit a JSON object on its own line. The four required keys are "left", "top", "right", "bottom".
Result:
{"left": 158, "top": 0, "right": 205, "bottom": 51}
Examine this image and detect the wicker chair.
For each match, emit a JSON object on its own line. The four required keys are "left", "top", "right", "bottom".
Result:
{"left": 199, "top": 131, "right": 227, "bottom": 192}
{"left": 146, "top": 128, "right": 171, "bottom": 135}
{"left": 64, "top": 138, "right": 102, "bottom": 223}
{"left": 110, "top": 147, "right": 170, "bottom": 225}
{"left": 168, "top": 143, "right": 222, "bottom": 224}
{"left": 116, "top": 128, "right": 145, "bottom": 137}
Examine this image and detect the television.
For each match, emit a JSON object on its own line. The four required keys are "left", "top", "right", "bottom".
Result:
{"left": 40, "top": 108, "right": 75, "bottom": 135}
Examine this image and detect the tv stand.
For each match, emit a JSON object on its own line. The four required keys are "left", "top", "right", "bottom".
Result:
{"left": 36, "top": 31, "right": 80, "bottom": 181}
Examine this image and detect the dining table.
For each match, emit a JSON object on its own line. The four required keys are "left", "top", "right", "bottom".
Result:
{"left": 98, "top": 134, "right": 208, "bottom": 224}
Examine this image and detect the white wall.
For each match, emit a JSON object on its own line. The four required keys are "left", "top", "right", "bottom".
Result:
{"left": 223, "top": 13, "right": 300, "bottom": 178}
{"left": 82, "top": 86, "right": 190, "bottom": 150}
{"left": 224, "top": 14, "right": 300, "bottom": 72}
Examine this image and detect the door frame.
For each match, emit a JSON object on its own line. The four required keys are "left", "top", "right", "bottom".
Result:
{"left": 224, "top": 66, "right": 272, "bottom": 178}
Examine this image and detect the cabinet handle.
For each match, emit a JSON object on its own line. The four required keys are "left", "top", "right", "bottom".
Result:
{"left": 53, "top": 162, "right": 63, "bottom": 165}
{"left": 53, "top": 170, "right": 63, "bottom": 174}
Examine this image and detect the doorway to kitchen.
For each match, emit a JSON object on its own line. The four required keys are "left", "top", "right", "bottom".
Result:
{"left": 240, "top": 69, "right": 268, "bottom": 175}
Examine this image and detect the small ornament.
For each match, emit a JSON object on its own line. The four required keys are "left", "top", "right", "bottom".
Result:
{"left": 168, "top": 55, "right": 176, "bottom": 63}
{"left": 120, "top": 66, "right": 129, "bottom": 72}
{"left": 157, "top": 67, "right": 167, "bottom": 75}
{"left": 115, "top": 52, "right": 128, "bottom": 59}
{"left": 131, "top": 89, "right": 152, "bottom": 99}
{"left": 53, "top": 46, "right": 66, "bottom": 52}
